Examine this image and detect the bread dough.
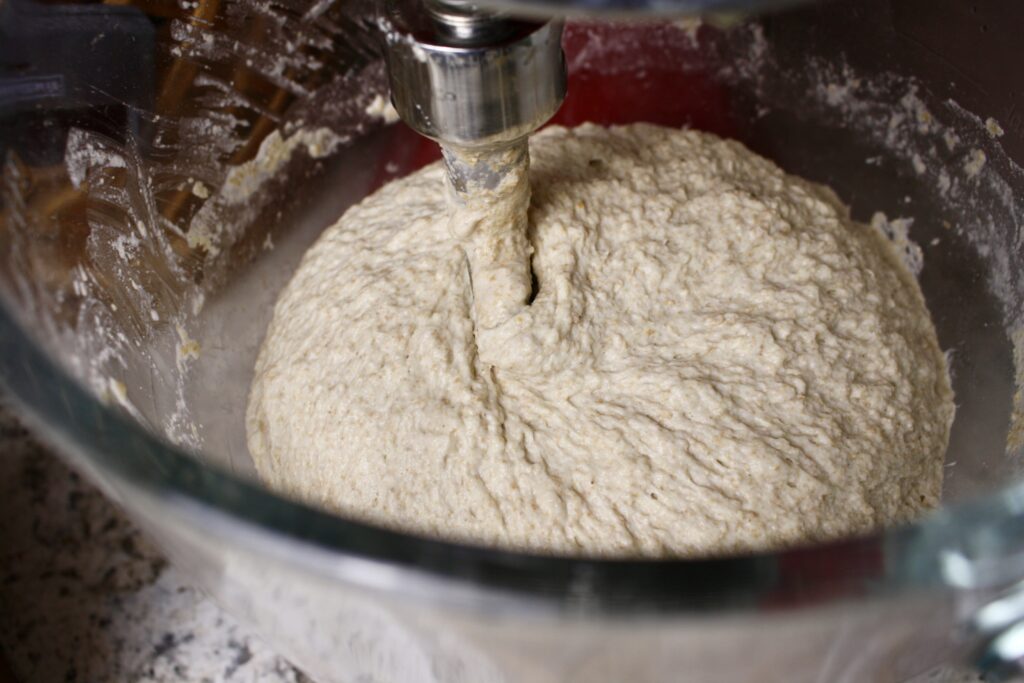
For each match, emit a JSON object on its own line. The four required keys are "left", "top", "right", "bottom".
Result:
{"left": 246, "top": 123, "right": 954, "bottom": 557}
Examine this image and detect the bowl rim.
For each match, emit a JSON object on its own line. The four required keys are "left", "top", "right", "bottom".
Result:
{"left": 4, "top": 300, "right": 1019, "bottom": 615}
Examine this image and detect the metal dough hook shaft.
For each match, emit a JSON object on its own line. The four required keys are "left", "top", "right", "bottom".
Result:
{"left": 382, "top": 0, "right": 566, "bottom": 195}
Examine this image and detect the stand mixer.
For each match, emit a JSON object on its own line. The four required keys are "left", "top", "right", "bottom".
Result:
{"left": 3, "top": 0, "right": 1024, "bottom": 681}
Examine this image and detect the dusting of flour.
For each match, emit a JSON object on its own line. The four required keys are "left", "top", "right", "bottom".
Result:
{"left": 247, "top": 123, "right": 954, "bottom": 557}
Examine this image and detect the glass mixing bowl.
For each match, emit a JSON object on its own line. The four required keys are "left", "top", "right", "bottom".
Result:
{"left": 3, "top": 0, "right": 1024, "bottom": 680}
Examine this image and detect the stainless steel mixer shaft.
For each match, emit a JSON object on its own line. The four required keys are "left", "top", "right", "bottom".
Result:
{"left": 381, "top": 0, "right": 566, "bottom": 199}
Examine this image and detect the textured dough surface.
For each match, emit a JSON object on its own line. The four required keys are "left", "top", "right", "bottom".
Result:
{"left": 247, "top": 123, "right": 954, "bottom": 557}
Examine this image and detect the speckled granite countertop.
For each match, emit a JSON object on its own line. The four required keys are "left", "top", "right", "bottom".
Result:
{"left": 0, "top": 401, "right": 309, "bottom": 683}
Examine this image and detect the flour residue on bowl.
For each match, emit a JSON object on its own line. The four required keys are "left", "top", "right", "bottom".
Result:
{"left": 187, "top": 127, "right": 345, "bottom": 257}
